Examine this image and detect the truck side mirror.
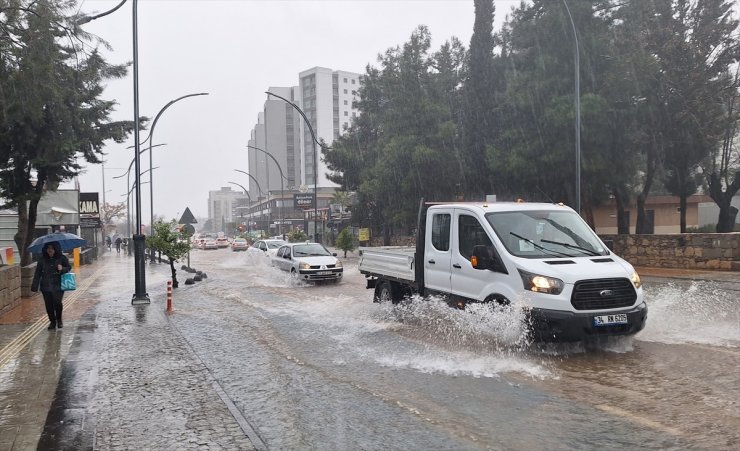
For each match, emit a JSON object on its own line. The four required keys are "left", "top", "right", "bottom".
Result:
{"left": 472, "top": 245, "right": 508, "bottom": 274}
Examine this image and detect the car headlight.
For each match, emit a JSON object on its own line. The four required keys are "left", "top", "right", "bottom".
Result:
{"left": 299, "top": 262, "right": 311, "bottom": 270}
{"left": 631, "top": 271, "right": 642, "bottom": 289}
{"left": 335, "top": 260, "right": 342, "bottom": 268}
{"left": 518, "top": 269, "right": 564, "bottom": 295}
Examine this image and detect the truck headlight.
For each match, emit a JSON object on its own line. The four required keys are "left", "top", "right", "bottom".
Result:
{"left": 631, "top": 271, "right": 642, "bottom": 289}
{"left": 299, "top": 262, "right": 311, "bottom": 270}
{"left": 518, "top": 269, "right": 564, "bottom": 295}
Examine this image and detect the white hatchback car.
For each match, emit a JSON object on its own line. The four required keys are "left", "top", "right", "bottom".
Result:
{"left": 248, "top": 239, "right": 287, "bottom": 258}
{"left": 271, "top": 242, "right": 343, "bottom": 283}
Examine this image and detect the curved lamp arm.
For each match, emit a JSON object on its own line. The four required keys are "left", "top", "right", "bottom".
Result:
{"left": 234, "top": 169, "right": 264, "bottom": 198}
{"left": 227, "top": 181, "right": 252, "bottom": 202}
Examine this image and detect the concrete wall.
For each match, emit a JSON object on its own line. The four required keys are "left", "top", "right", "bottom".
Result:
{"left": 0, "top": 264, "right": 22, "bottom": 315}
{"left": 601, "top": 233, "right": 740, "bottom": 271}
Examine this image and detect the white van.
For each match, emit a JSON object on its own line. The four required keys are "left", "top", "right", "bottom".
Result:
{"left": 359, "top": 200, "right": 647, "bottom": 341}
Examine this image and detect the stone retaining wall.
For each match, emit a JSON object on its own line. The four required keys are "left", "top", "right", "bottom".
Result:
{"left": 370, "top": 233, "right": 740, "bottom": 271}
{"left": 600, "top": 233, "right": 739, "bottom": 271}
{"left": 0, "top": 264, "right": 22, "bottom": 315}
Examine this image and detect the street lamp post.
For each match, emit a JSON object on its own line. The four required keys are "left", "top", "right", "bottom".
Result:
{"left": 227, "top": 181, "right": 252, "bottom": 233}
{"left": 562, "top": 0, "right": 581, "bottom": 214}
{"left": 146, "top": 92, "right": 209, "bottom": 261}
{"left": 131, "top": 0, "right": 149, "bottom": 303}
{"left": 246, "top": 145, "right": 288, "bottom": 238}
{"left": 265, "top": 91, "right": 322, "bottom": 242}
{"left": 233, "top": 169, "right": 266, "bottom": 233}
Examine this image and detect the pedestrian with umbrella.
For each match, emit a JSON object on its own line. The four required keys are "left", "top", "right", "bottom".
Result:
{"left": 28, "top": 233, "right": 83, "bottom": 330}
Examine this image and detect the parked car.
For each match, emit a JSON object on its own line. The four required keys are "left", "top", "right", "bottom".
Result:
{"left": 216, "top": 237, "right": 229, "bottom": 248}
{"left": 248, "top": 239, "right": 287, "bottom": 258}
{"left": 231, "top": 238, "right": 249, "bottom": 251}
{"left": 271, "top": 242, "right": 343, "bottom": 283}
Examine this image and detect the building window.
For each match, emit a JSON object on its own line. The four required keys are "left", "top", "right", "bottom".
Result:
{"left": 343, "top": 100, "right": 348, "bottom": 105}
{"left": 344, "top": 111, "right": 348, "bottom": 116}
{"left": 343, "top": 77, "right": 348, "bottom": 83}
{"left": 343, "top": 89, "right": 348, "bottom": 94}
{"left": 351, "top": 79, "right": 356, "bottom": 84}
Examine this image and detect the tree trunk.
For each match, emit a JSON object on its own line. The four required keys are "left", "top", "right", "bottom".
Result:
{"left": 169, "top": 260, "right": 178, "bottom": 288}
{"left": 679, "top": 194, "right": 687, "bottom": 233}
{"left": 15, "top": 188, "right": 43, "bottom": 267}
{"left": 614, "top": 189, "right": 629, "bottom": 234}
{"left": 635, "top": 192, "right": 648, "bottom": 234}
{"left": 717, "top": 205, "right": 738, "bottom": 232}
{"left": 383, "top": 223, "right": 391, "bottom": 246}
{"left": 708, "top": 172, "right": 740, "bottom": 233}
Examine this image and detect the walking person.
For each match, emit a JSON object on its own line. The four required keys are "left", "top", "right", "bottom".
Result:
{"left": 105, "top": 235, "right": 112, "bottom": 251}
{"left": 31, "top": 242, "right": 72, "bottom": 330}
{"left": 115, "top": 237, "right": 122, "bottom": 253}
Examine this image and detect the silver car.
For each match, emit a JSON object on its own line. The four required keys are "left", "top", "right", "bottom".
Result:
{"left": 271, "top": 243, "right": 343, "bottom": 283}
{"left": 247, "top": 239, "right": 287, "bottom": 258}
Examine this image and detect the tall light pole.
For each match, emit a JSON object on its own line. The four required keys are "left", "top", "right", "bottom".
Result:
{"left": 234, "top": 169, "right": 266, "bottom": 233}
{"left": 131, "top": 0, "right": 149, "bottom": 303}
{"left": 562, "top": 0, "right": 581, "bottom": 214}
{"left": 228, "top": 181, "right": 252, "bottom": 233}
{"left": 146, "top": 92, "right": 209, "bottom": 261}
{"left": 265, "top": 91, "right": 322, "bottom": 242}
{"left": 247, "top": 145, "right": 288, "bottom": 238}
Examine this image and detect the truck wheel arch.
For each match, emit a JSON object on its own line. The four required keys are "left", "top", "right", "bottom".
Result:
{"left": 483, "top": 294, "right": 511, "bottom": 306}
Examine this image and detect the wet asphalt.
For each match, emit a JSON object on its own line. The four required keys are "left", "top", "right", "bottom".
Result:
{"left": 0, "top": 250, "right": 737, "bottom": 450}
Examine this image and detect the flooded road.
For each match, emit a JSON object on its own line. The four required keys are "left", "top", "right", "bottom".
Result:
{"left": 168, "top": 247, "right": 739, "bottom": 450}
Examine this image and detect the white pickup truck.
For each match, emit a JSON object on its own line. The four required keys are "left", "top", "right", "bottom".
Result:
{"left": 359, "top": 200, "right": 647, "bottom": 341}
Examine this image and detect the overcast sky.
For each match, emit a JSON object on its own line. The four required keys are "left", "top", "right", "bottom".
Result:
{"left": 68, "top": 0, "right": 514, "bottom": 222}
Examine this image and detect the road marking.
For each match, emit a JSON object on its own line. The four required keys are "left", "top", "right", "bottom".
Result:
{"left": 0, "top": 265, "right": 106, "bottom": 369}
{"left": 595, "top": 404, "right": 684, "bottom": 436}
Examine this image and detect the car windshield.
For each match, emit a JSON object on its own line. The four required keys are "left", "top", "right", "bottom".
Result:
{"left": 292, "top": 244, "right": 331, "bottom": 257}
{"left": 486, "top": 210, "right": 608, "bottom": 258}
{"left": 267, "top": 241, "right": 286, "bottom": 249}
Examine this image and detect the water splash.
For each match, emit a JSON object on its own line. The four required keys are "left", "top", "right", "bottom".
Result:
{"left": 639, "top": 281, "right": 740, "bottom": 347}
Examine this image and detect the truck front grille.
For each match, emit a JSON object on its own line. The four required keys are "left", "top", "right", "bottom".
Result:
{"left": 571, "top": 278, "right": 636, "bottom": 310}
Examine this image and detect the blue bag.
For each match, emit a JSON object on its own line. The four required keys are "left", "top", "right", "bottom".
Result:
{"left": 61, "top": 272, "right": 77, "bottom": 291}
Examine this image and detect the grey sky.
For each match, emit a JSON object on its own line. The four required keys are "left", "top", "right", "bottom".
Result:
{"left": 69, "top": 0, "right": 513, "bottom": 221}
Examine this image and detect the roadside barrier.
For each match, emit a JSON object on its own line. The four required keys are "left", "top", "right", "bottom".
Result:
{"left": 166, "top": 280, "right": 173, "bottom": 312}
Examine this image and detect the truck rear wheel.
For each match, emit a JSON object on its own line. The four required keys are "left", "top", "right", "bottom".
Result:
{"left": 374, "top": 281, "right": 398, "bottom": 304}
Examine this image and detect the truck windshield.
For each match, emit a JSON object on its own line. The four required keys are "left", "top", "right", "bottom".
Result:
{"left": 486, "top": 210, "right": 609, "bottom": 258}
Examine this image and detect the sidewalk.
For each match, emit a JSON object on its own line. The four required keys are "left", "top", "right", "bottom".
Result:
{"left": 0, "top": 252, "right": 259, "bottom": 450}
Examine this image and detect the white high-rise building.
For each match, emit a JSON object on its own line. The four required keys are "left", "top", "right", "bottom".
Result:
{"left": 247, "top": 67, "right": 361, "bottom": 194}
{"left": 298, "top": 67, "right": 361, "bottom": 188}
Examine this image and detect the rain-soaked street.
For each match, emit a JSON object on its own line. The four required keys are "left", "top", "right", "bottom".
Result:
{"left": 161, "top": 247, "right": 740, "bottom": 450}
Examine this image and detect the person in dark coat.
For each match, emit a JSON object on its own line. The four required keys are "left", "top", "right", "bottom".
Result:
{"left": 31, "top": 242, "right": 72, "bottom": 330}
{"left": 115, "top": 237, "right": 122, "bottom": 253}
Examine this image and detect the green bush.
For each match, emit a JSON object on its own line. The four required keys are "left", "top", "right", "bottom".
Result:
{"left": 287, "top": 229, "right": 308, "bottom": 242}
{"left": 335, "top": 227, "right": 357, "bottom": 257}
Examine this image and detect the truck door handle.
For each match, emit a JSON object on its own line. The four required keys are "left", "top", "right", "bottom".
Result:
{"left": 428, "top": 259, "right": 436, "bottom": 264}
{"left": 453, "top": 263, "right": 462, "bottom": 269}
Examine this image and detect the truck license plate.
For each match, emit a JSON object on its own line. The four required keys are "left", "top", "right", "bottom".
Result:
{"left": 593, "top": 314, "right": 628, "bottom": 326}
